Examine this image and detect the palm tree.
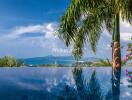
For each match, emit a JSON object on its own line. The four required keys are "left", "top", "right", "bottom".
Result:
{"left": 58, "top": 0, "right": 132, "bottom": 99}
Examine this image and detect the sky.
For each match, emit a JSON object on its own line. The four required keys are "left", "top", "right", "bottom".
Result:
{"left": 0, "top": 0, "right": 131, "bottom": 59}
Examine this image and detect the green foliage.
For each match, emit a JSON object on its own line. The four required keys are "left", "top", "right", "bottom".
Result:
{"left": 121, "top": 59, "right": 127, "bottom": 66}
{"left": 72, "top": 61, "right": 93, "bottom": 67}
{"left": 125, "top": 38, "right": 132, "bottom": 65}
{"left": 58, "top": 0, "right": 132, "bottom": 59}
{"left": 72, "top": 58, "right": 127, "bottom": 67}
{"left": 128, "top": 43, "right": 132, "bottom": 61}
{"left": 92, "top": 58, "right": 112, "bottom": 67}
{"left": 0, "top": 56, "right": 23, "bottom": 67}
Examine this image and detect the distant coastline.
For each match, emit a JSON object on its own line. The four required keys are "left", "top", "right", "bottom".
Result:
{"left": 0, "top": 56, "right": 130, "bottom": 67}
{"left": 21, "top": 56, "right": 128, "bottom": 67}
{"left": 22, "top": 56, "right": 100, "bottom": 66}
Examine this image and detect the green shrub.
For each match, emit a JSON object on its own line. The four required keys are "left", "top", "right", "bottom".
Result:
{"left": 0, "top": 56, "right": 23, "bottom": 67}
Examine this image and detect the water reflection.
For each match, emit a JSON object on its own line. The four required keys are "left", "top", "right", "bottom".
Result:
{"left": 58, "top": 67, "right": 112, "bottom": 100}
{"left": 127, "top": 76, "right": 132, "bottom": 94}
{"left": 105, "top": 89, "right": 113, "bottom": 100}
{"left": 112, "top": 67, "right": 121, "bottom": 100}
{"left": 0, "top": 67, "right": 131, "bottom": 100}
{"left": 72, "top": 67, "right": 86, "bottom": 100}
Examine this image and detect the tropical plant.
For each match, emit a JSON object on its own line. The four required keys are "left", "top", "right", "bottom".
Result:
{"left": 92, "top": 58, "right": 126, "bottom": 67}
{"left": 125, "top": 38, "right": 132, "bottom": 66}
{"left": 58, "top": 0, "right": 132, "bottom": 99}
{"left": 0, "top": 56, "right": 23, "bottom": 67}
{"left": 72, "top": 61, "right": 93, "bottom": 67}
{"left": 92, "top": 58, "right": 112, "bottom": 67}
{"left": 125, "top": 38, "right": 132, "bottom": 65}
{"left": 72, "top": 58, "right": 127, "bottom": 67}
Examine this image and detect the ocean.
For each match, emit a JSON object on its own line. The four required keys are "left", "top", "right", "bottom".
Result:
{"left": 22, "top": 56, "right": 99, "bottom": 65}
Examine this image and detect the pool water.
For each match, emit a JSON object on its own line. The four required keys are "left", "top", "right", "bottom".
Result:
{"left": 0, "top": 67, "right": 131, "bottom": 100}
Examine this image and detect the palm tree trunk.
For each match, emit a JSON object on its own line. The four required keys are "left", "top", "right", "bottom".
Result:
{"left": 112, "top": 13, "right": 121, "bottom": 100}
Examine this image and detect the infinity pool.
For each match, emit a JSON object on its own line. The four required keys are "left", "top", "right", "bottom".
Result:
{"left": 0, "top": 67, "right": 131, "bottom": 100}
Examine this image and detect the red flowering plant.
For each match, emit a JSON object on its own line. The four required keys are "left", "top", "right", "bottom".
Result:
{"left": 125, "top": 38, "right": 132, "bottom": 92}
{"left": 125, "top": 38, "right": 132, "bottom": 64}
{"left": 125, "top": 37, "right": 132, "bottom": 79}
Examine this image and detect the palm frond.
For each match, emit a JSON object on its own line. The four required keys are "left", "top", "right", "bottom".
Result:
{"left": 104, "top": 6, "right": 115, "bottom": 34}
{"left": 72, "top": 30, "right": 86, "bottom": 60}
{"left": 58, "top": 0, "right": 83, "bottom": 46}
{"left": 119, "top": 0, "right": 132, "bottom": 24}
{"left": 58, "top": 0, "right": 132, "bottom": 60}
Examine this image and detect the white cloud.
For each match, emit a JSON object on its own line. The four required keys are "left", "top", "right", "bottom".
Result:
{"left": 1, "top": 19, "right": 131, "bottom": 42}
{"left": 0, "top": 19, "right": 131, "bottom": 57}
{"left": 14, "top": 25, "right": 43, "bottom": 34}
{"left": 120, "top": 19, "right": 132, "bottom": 42}
{"left": 121, "top": 33, "right": 132, "bottom": 41}
{"left": 44, "top": 23, "right": 57, "bottom": 39}
{"left": 103, "top": 19, "right": 132, "bottom": 42}
{"left": 0, "top": 22, "right": 73, "bottom": 57}
{"left": 0, "top": 23, "right": 57, "bottom": 40}
{"left": 3, "top": 25, "right": 43, "bottom": 39}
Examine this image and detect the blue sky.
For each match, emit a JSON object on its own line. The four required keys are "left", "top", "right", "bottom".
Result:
{"left": 0, "top": 0, "right": 131, "bottom": 58}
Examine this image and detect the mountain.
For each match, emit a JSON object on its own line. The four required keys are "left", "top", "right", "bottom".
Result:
{"left": 22, "top": 56, "right": 100, "bottom": 65}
